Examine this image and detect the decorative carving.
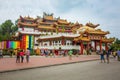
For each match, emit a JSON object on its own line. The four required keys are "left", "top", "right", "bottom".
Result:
{"left": 86, "top": 22, "right": 100, "bottom": 28}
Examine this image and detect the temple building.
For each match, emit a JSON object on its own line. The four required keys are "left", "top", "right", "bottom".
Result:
{"left": 74, "top": 23, "right": 114, "bottom": 54}
{"left": 15, "top": 13, "right": 114, "bottom": 54}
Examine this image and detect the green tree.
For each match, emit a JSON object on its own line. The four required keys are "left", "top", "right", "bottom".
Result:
{"left": 110, "top": 38, "right": 120, "bottom": 50}
{"left": 0, "top": 20, "right": 18, "bottom": 40}
{"left": 115, "top": 38, "right": 120, "bottom": 44}
{"left": 0, "top": 20, "right": 13, "bottom": 35}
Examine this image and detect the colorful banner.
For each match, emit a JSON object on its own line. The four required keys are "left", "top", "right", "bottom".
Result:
{"left": 0, "top": 42, "right": 1, "bottom": 49}
{"left": 0, "top": 35, "right": 34, "bottom": 50}
{"left": 21, "top": 35, "right": 34, "bottom": 50}
{"left": 0, "top": 41, "right": 20, "bottom": 49}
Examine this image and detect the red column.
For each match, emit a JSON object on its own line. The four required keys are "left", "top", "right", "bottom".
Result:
{"left": 100, "top": 40, "right": 102, "bottom": 51}
{"left": 49, "top": 40, "right": 52, "bottom": 46}
{"left": 95, "top": 41, "right": 97, "bottom": 51}
{"left": 62, "top": 37, "right": 64, "bottom": 45}
{"left": 80, "top": 42, "right": 83, "bottom": 55}
{"left": 105, "top": 43, "right": 108, "bottom": 51}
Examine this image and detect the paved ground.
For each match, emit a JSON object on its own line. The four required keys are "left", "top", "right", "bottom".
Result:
{"left": 0, "top": 55, "right": 99, "bottom": 72}
{"left": 0, "top": 58, "right": 119, "bottom": 80}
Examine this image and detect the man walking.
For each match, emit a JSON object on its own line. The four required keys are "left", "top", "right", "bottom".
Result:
{"left": 117, "top": 49, "right": 120, "bottom": 61}
{"left": 100, "top": 49, "right": 106, "bottom": 63}
{"left": 106, "top": 49, "right": 111, "bottom": 64}
{"left": 68, "top": 49, "right": 73, "bottom": 60}
{"left": 25, "top": 48, "right": 30, "bottom": 63}
{"left": 0, "top": 49, "right": 3, "bottom": 58}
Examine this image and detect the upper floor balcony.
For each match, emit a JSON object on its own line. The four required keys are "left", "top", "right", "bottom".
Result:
{"left": 39, "top": 33, "right": 80, "bottom": 39}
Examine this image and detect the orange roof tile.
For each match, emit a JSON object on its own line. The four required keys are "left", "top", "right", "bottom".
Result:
{"left": 58, "top": 19, "right": 69, "bottom": 24}
{"left": 44, "top": 16, "right": 54, "bottom": 20}
{"left": 87, "top": 30, "right": 109, "bottom": 35}
{"left": 38, "top": 25, "right": 56, "bottom": 30}
{"left": 86, "top": 22, "right": 100, "bottom": 28}
{"left": 79, "top": 37, "right": 90, "bottom": 42}
{"left": 74, "top": 36, "right": 90, "bottom": 42}
{"left": 101, "top": 38, "right": 115, "bottom": 43}
{"left": 18, "top": 22, "right": 37, "bottom": 27}
{"left": 20, "top": 16, "right": 37, "bottom": 21}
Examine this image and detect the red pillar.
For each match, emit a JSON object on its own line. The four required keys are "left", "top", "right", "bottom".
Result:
{"left": 62, "top": 37, "right": 64, "bottom": 45}
{"left": 105, "top": 43, "right": 108, "bottom": 51}
{"left": 49, "top": 40, "right": 52, "bottom": 46}
{"left": 95, "top": 41, "right": 97, "bottom": 51}
{"left": 100, "top": 40, "right": 102, "bottom": 51}
{"left": 80, "top": 42, "right": 83, "bottom": 55}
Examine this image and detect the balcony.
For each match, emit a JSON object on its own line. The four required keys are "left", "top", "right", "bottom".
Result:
{"left": 34, "top": 45, "right": 80, "bottom": 50}
{"left": 39, "top": 33, "right": 80, "bottom": 39}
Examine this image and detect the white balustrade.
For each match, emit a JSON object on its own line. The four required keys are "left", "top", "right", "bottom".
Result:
{"left": 34, "top": 45, "right": 80, "bottom": 50}
{"left": 39, "top": 33, "right": 80, "bottom": 39}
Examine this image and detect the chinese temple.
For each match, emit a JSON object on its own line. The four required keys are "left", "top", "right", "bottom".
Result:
{"left": 74, "top": 23, "right": 114, "bottom": 54}
{"left": 12, "top": 13, "right": 114, "bottom": 54}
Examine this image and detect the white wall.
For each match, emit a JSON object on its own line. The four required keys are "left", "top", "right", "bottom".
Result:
{"left": 24, "top": 28, "right": 34, "bottom": 32}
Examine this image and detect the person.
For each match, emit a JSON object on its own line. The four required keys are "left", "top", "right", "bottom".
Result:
{"left": 16, "top": 49, "right": 20, "bottom": 63}
{"left": 83, "top": 49, "right": 87, "bottom": 55}
{"left": 106, "top": 49, "right": 111, "bottom": 64}
{"left": 44, "top": 49, "right": 48, "bottom": 57}
{"left": 14, "top": 49, "right": 18, "bottom": 56}
{"left": 20, "top": 49, "right": 24, "bottom": 63}
{"left": 117, "top": 49, "right": 120, "bottom": 61}
{"left": 68, "top": 49, "right": 73, "bottom": 60}
{"left": 52, "top": 49, "right": 55, "bottom": 57}
{"left": 75, "top": 50, "right": 79, "bottom": 57}
{"left": 10, "top": 49, "right": 13, "bottom": 57}
{"left": 0, "top": 49, "right": 3, "bottom": 58}
{"left": 25, "top": 48, "right": 30, "bottom": 63}
{"left": 36, "top": 47, "right": 40, "bottom": 55}
{"left": 112, "top": 50, "right": 117, "bottom": 60}
{"left": 100, "top": 49, "right": 106, "bottom": 63}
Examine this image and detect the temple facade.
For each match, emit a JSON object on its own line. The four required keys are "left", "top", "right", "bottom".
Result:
{"left": 15, "top": 13, "right": 114, "bottom": 54}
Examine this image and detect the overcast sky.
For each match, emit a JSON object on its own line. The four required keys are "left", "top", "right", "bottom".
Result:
{"left": 0, "top": 0, "right": 120, "bottom": 39}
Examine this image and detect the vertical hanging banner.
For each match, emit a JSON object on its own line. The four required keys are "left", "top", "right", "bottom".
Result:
{"left": 2, "top": 41, "right": 4, "bottom": 49}
{"left": 0, "top": 41, "right": 20, "bottom": 49}
{"left": 4, "top": 41, "right": 6, "bottom": 49}
{"left": 26, "top": 35, "right": 29, "bottom": 49}
{"left": 13, "top": 41, "right": 16, "bottom": 49}
{"left": 31, "top": 35, "right": 34, "bottom": 49}
{"left": 17, "top": 41, "right": 20, "bottom": 49}
{"left": 0, "top": 42, "right": 1, "bottom": 49}
{"left": 29, "top": 35, "right": 31, "bottom": 49}
{"left": 21, "top": 35, "right": 34, "bottom": 50}
{"left": 23, "top": 35, "right": 26, "bottom": 49}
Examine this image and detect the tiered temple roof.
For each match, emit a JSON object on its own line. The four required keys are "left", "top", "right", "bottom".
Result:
{"left": 18, "top": 16, "right": 38, "bottom": 27}
{"left": 20, "top": 16, "right": 37, "bottom": 22}
{"left": 44, "top": 15, "right": 54, "bottom": 20}
{"left": 77, "top": 26, "right": 109, "bottom": 35}
{"left": 86, "top": 22, "right": 100, "bottom": 28}
{"left": 74, "top": 25, "right": 112, "bottom": 42}
{"left": 101, "top": 37, "right": 115, "bottom": 43}
{"left": 38, "top": 25, "right": 56, "bottom": 30}
{"left": 57, "top": 19, "right": 70, "bottom": 25}
{"left": 17, "top": 13, "right": 114, "bottom": 43}
{"left": 18, "top": 22, "right": 38, "bottom": 27}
